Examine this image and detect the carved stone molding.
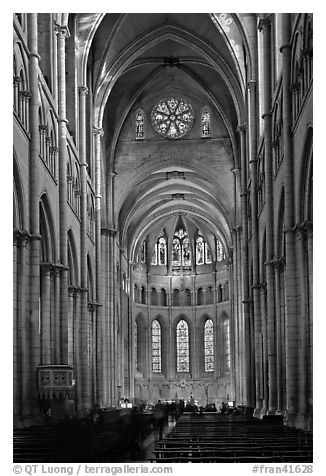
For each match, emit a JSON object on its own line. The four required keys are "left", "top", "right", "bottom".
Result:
{"left": 54, "top": 24, "right": 70, "bottom": 40}
{"left": 37, "top": 364, "right": 75, "bottom": 399}
{"left": 79, "top": 86, "right": 89, "bottom": 97}
{"left": 93, "top": 126, "right": 104, "bottom": 137}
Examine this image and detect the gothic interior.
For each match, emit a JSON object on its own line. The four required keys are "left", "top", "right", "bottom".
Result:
{"left": 13, "top": 13, "right": 313, "bottom": 434}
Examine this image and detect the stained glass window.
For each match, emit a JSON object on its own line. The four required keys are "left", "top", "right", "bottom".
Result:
{"left": 224, "top": 319, "right": 231, "bottom": 372}
{"left": 182, "top": 238, "right": 191, "bottom": 266}
{"left": 205, "top": 244, "right": 212, "bottom": 263}
{"left": 152, "top": 320, "right": 161, "bottom": 373}
{"left": 196, "top": 234, "right": 212, "bottom": 265}
{"left": 172, "top": 237, "right": 181, "bottom": 266}
{"left": 151, "top": 246, "right": 157, "bottom": 265}
{"left": 137, "top": 240, "right": 146, "bottom": 263}
{"left": 151, "top": 97, "right": 195, "bottom": 139}
{"left": 173, "top": 226, "right": 191, "bottom": 269}
{"left": 196, "top": 236, "right": 204, "bottom": 265}
{"left": 152, "top": 231, "right": 167, "bottom": 266}
{"left": 216, "top": 238, "right": 225, "bottom": 261}
{"left": 158, "top": 237, "right": 167, "bottom": 265}
{"left": 135, "top": 109, "right": 145, "bottom": 140}
{"left": 204, "top": 319, "right": 214, "bottom": 372}
{"left": 177, "top": 320, "right": 189, "bottom": 372}
{"left": 201, "top": 110, "right": 211, "bottom": 138}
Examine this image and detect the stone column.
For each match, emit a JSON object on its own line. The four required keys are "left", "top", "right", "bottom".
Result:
{"left": 15, "top": 232, "right": 30, "bottom": 420}
{"left": 102, "top": 227, "right": 117, "bottom": 406}
{"left": 13, "top": 231, "right": 18, "bottom": 421}
{"left": 259, "top": 16, "right": 277, "bottom": 414}
{"left": 40, "top": 264, "right": 51, "bottom": 365}
{"left": 259, "top": 282, "right": 268, "bottom": 415}
{"left": 55, "top": 22, "right": 70, "bottom": 364}
{"left": 22, "top": 91, "right": 32, "bottom": 131}
{"left": 93, "top": 127, "right": 104, "bottom": 405}
{"left": 76, "top": 86, "right": 91, "bottom": 411}
{"left": 27, "top": 13, "right": 42, "bottom": 421}
{"left": 53, "top": 265, "right": 61, "bottom": 363}
{"left": 67, "top": 286, "right": 75, "bottom": 366}
{"left": 226, "top": 257, "right": 236, "bottom": 403}
{"left": 294, "top": 221, "right": 312, "bottom": 429}
{"left": 238, "top": 123, "right": 254, "bottom": 409}
{"left": 273, "top": 258, "right": 286, "bottom": 414}
{"left": 13, "top": 76, "right": 20, "bottom": 113}
{"left": 167, "top": 276, "right": 174, "bottom": 379}
{"left": 128, "top": 263, "right": 135, "bottom": 400}
{"left": 306, "top": 223, "right": 313, "bottom": 430}
{"left": 248, "top": 78, "right": 262, "bottom": 417}
{"left": 280, "top": 14, "right": 298, "bottom": 427}
{"left": 74, "top": 288, "right": 82, "bottom": 409}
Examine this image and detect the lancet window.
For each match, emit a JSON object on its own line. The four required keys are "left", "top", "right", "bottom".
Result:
{"left": 176, "top": 319, "right": 189, "bottom": 372}
{"left": 204, "top": 319, "right": 214, "bottom": 372}
{"left": 152, "top": 320, "right": 162, "bottom": 373}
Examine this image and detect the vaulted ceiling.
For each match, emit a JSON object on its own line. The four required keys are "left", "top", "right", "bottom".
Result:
{"left": 74, "top": 13, "right": 253, "bottom": 260}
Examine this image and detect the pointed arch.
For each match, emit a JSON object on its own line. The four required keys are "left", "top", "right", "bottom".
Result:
{"left": 87, "top": 254, "right": 94, "bottom": 302}
{"left": 13, "top": 152, "right": 25, "bottom": 230}
{"left": 67, "top": 229, "right": 79, "bottom": 286}
{"left": 39, "top": 194, "right": 56, "bottom": 262}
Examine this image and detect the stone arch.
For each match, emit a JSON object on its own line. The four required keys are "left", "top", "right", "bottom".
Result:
{"left": 13, "top": 152, "right": 25, "bottom": 230}
{"left": 67, "top": 229, "right": 79, "bottom": 286}
{"left": 39, "top": 194, "right": 56, "bottom": 262}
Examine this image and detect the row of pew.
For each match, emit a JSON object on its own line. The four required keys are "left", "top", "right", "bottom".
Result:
{"left": 151, "top": 413, "right": 313, "bottom": 463}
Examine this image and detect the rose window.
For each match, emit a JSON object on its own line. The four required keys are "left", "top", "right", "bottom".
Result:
{"left": 151, "top": 97, "right": 195, "bottom": 139}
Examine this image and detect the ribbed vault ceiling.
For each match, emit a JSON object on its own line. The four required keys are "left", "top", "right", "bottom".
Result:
{"left": 75, "top": 13, "right": 250, "bottom": 260}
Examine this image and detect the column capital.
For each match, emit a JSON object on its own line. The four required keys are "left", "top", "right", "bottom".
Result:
{"left": 232, "top": 226, "right": 242, "bottom": 234}
{"left": 49, "top": 146, "right": 59, "bottom": 154}
{"left": 101, "top": 227, "right": 117, "bottom": 237}
{"left": 258, "top": 17, "right": 271, "bottom": 32}
{"left": 271, "top": 256, "right": 285, "bottom": 270}
{"left": 262, "top": 111, "right": 272, "bottom": 119}
{"left": 293, "top": 220, "right": 313, "bottom": 238}
{"left": 79, "top": 86, "right": 89, "bottom": 97}
{"left": 54, "top": 24, "right": 70, "bottom": 40}
{"left": 13, "top": 229, "right": 32, "bottom": 245}
{"left": 93, "top": 126, "right": 104, "bottom": 137}
{"left": 231, "top": 167, "right": 241, "bottom": 175}
{"left": 237, "top": 123, "right": 247, "bottom": 134}
{"left": 39, "top": 124, "right": 48, "bottom": 132}
{"left": 280, "top": 44, "right": 291, "bottom": 54}
{"left": 247, "top": 80, "right": 256, "bottom": 91}
{"left": 88, "top": 301, "right": 102, "bottom": 312}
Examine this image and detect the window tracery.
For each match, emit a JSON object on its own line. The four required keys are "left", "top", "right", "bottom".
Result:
{"left": 216, "top": 238, "right": 225, "bottom": 261}
{"left": 176, "top": 319, "right": 189, "bottom": 372}
{"left": 201, "top": 110, "right": 211, "bottom": 138}
{"left": 196, "top": 233, "right": 212, "bottom": 265}
{"left": 151, "top": 97, "right": 194, "bottom": 139}
{"left": 135, "top": 109, "right": 145, "bottom": 140}
{"left": 204, "top": 319, "right": 214, "bottom": 372}
{"left": 152, "top": 320, "right": 161, "bottom": 373}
